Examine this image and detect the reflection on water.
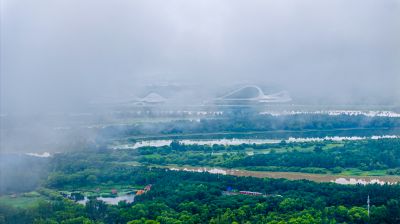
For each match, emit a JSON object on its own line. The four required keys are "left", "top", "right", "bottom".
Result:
{"left": 113, "top": 139, "right": 280, "bottom": 149}
{"left": 77, "top": 194, "right": 135, "bottom": 205}
{"left": 167, "top": 166, "right": 399, "bottom": 185}
{"left": 180, "top": 139, "right": 280, "bottom": 146}
{"left": 112, "top": 135, "right": 399, "bottom": 150}
{"left": 260, "top": 110, "right": 400, "bottom": 117}
{"left": 170, "top": 167, "right": 228, "bottom": 175}
{"left": 332, "top": 178, "right": 396, "bottom": 185}
{"left": 25, "top": 152, "right": 52, "bottom": 158}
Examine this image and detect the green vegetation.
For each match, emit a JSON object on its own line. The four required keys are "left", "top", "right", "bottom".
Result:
{"left": 1, "top": 164, "right": 400, "bottom": 223}
{"left": 1, "top": 111, "right": 400, "bottom": 224}
{"left": 1, "top": 141, "right": 400, "bottom": 223}
{"left": 59, "top": 184, "right": 141, "bottom": 198}
{"left": 136, "top": 139, "right": 400, "bottom": 176}
{"left": 100, "top": 114, "right": 400, "bottom": 139}
{"left": 0, "top": 192, "right": 46, "bottom": 209}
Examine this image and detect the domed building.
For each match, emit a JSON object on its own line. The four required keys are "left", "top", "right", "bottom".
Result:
{"left": 214, "top": 85, "right": 291, "bottom": 105}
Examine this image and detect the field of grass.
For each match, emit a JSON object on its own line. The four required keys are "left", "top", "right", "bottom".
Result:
{"left": 340, "top": 168, "right": 388, "bottom": 176}
{"left": 243, "top": 142, "right": 343, "bottom": 155}
{"left": 0, "top": 192, "right": 47, "bottom": 208}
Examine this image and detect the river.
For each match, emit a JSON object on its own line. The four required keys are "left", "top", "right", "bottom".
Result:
{"left": 112, "top": 135, "right": 399, "bottom": 150}
{"left": 166, "top": 166, "right": 400, "bottom": 185}
{"left": 77, "top": 194, "right": 135, "bottom": 205}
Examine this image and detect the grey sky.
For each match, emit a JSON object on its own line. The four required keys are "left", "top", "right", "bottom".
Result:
{"left": 1, "top": 0, "right": 400, "bottom": 113}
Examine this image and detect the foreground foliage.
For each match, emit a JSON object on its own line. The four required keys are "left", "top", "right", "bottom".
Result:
{"left": 1, "top": 148, "right": 400, "bottom": 223}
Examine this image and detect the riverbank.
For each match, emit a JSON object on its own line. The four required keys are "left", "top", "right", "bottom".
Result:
{"left": 154, "top": 165, "right": 400, "bottom": 185}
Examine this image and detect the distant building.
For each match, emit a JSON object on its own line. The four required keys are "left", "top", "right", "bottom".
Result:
{"left": 136, "top": 190, "right": 145, "bottom": 195}
{"left": 214, "top": 85, "right": 292, "bottom": 105}
{"left": 135, "top": 92, "right": 167, "bottom": 105}
{"left": 136, "top": 184, "right": 152, "bottom": 196}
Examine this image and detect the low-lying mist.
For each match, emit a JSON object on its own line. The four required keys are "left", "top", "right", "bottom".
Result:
{"left": 1, "top": 0, "right": 399, "bottom": 154}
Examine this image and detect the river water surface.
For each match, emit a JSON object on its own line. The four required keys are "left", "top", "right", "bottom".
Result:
{"left": 77, "top": 194, "right": 135, "bottom": 205}
{"left": 167, "top": 166, "right": 400, "bottom": 185}
{"left": 112, "top": 135, "right": 399, "bottom": 150}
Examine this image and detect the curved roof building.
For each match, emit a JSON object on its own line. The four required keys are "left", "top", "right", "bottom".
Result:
{"left": 214, "top": 85, "right": 291, "bottom": 105}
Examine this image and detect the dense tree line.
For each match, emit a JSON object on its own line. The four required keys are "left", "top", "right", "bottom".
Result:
{"left": 99, "top": 114, "right": 400, "bottom": 138}
{"left": 2, "top": 166, "right": 400, "bottom": 223}
{"left": 229, "top": 139, "right": 400, "bottom": 170}
{"left": 2, "top": 137, "right": 400, "bottom": 223}
{"left": 2, "top": 149, "right": 400, "bottom": 223}
{"left": 138, "top": 139, "right": 400, "bottom": 174}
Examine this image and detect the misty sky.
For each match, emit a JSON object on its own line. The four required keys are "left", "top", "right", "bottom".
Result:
{"left": 1, "top": 0, "right": 400, "bottom": 113}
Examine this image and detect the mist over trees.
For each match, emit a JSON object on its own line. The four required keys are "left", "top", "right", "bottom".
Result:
{"left": 1, "top": 0, "right": 400, "bottom": 223}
